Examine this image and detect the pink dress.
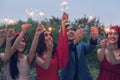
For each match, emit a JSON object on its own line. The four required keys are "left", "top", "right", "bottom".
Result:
{"left": 97, "top": 55, "right": 120, "bottom": 80}
{"left": 35, "top": 29, "right": 68, "bottom": 80}
{"left": 5, "top": 56, "right": 30, "bottom": 80}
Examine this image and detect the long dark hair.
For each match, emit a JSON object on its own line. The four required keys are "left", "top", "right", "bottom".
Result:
{"left": 9, "top": 35, "right": 19, "bottom": 80}
{"left": 36, "top": 31, "right": 57, "bottom": 57}
{"left": 9, "top": 34, "right": 26, "bottom": 79}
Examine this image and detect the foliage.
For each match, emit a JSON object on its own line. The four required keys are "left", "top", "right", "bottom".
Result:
{"left": 0, "top": 15, "right": 105, "bottom": 79}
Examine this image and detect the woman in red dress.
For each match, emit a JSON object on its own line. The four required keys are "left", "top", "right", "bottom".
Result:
{"left": 97, "top": 25, "right": 120, "bottom": 80}
{"left": 35, "top": 13, "right": 69, "bottom": 80}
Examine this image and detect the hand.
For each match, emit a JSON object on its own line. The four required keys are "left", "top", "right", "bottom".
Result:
{"left": 62, "top": 12, "right": 68, "bottom": 25}
{"left": 7, "top": 29, "right": 15, "bottom": 41}
{"left": 35, "top": 24, "right": 45, "bottom": 36}
{"left": 22, "top": 24, "right": 32, "bottom": 32}
{"left": 36, "top": 24, "right": 45, "bottom": 32}
{"left": 100, "top": 39, "right": 107, "bottom": 48}
{"left": 74, "top": 29, "right": 84, "bottom": 45}
{"left": 0, "top": 29, "right": 7, "bottom": 38}
{"left": 90, "top": 26, "right": 99, "bottom": 40}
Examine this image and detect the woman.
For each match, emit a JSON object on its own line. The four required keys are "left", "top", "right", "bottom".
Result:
{"left": 35, "top": 13, "right": 69, "bottom": 80}
{"left": 97, "top": 25, "right": 120, "bottom": 80}
{"left": 3, "top": 24, "right": 41, "bottom": 80}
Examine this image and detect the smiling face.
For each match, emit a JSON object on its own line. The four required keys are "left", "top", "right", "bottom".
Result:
{"left": 107, "top": 29, "right": 119, "bottom": 45}
{"left": 66, "top": 26, "right": 75, "bottom": 40}
{"left": 44, "top": 31, "right": 53, "bottom": 45}
{"left": 18, "top": 38, "right": 26, "bottom": 52}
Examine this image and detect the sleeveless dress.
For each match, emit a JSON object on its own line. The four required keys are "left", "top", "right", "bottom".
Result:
{"left": 97, "top": 56, "right": 120, "bottom": 80}
{"left": 35, "top": 29, "right": 68, "bottom": 80}
{"left": 5, "top": 56, "right": 30, "bottom": 80}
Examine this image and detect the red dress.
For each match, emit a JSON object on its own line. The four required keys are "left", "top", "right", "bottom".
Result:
{"left": 36, "top": 29, "right": 68, "bottom": 80}
{"left": 97, "top": 56, "right": 120, "bottom": 80}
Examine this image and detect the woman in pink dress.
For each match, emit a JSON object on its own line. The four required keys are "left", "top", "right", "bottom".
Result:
{"left": 97, "top": 25, "right": 120, "bottom": 80}
{"left": 2, "top": 24, "right": 41, "bottom": 80}
{"left": 35, "top": 13, "right": 69, "bottom": 80}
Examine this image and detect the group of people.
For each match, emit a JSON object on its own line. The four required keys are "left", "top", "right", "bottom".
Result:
{"left": 0, "top": 12, "right": 120, "bottom": 80}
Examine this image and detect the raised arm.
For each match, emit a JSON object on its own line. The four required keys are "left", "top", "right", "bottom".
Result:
{"left": 61, "top": 12, "right": 68, "bottom": 35}
{"left": 84, "top": 26, "right": 99, "bottom": 54}
{"left": 35, "top": 32, "right": 53, "bottom": 70}
{"left": 4, "top": 24, "right": 31, "bottom": 62}
{"left": 27, "top": 24, "right": 44, "bottom": 64}
{"left": 57, "top": 13, "right": 69, "bottom": 68}
{"left": 0, "top": 29, "right": 7, "bottom": 47}
{"left": 11, "top": 24, "right": 32, "bottom": 53}
{"left": 4, "top": 29, "right": 15, "bottom": 63}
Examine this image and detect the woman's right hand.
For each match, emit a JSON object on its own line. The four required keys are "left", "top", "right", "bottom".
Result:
{"left": 100, "top": 39, "right": 108, "bottom": 48}
{"left": 22, "top": 24, "right": 32, "bottom": 32}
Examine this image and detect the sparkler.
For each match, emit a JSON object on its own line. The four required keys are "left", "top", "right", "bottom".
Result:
{"left": 9, "top": 18, "right": 14, "bottom": 25}
{"left": 39, "top": 10, "right": 45, "bottom": 23}
{"left": 25, "top": 8, "right": 35, "bottom": 18}
{"left": 4, "top": 16, "right": 8, "bottom": 28}
{"left": 60, "top": 0, "right": 69, "bottom": 13}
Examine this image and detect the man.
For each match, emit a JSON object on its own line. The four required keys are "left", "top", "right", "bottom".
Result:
{"left": 60, "top": 23, "right": 99, "bottom": 80}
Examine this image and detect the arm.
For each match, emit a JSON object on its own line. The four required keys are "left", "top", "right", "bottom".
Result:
{"left": 57, "top": 13, "right": 69, "bottom": 68}
{"left": 35, "top": 50, "right": 52, "bottom": 70}
{"left": 0, "top": 38, "right": 5, "bottom": 47}
{"left": 11, "top": 24, "right": 31, "bottom": 54}
{"left": 5, "top": 24, "right": 31, "bottom": 62}
{"left": 97, "top": 48, "right": 105, "bottom": 62}
{"left": 97, "top": 39, "right": 107, "bottom": 62}
{"left": 61, "top": 12, "right": 68, "bottom": 36}
{"left": 84, "top": 26, "right": 99, "bottom": 54}
{"left": 35, "top": 33, "right": 53, "bottom": 70}
{"left": 0, "top": 53, "right": 5, "bottom": 62}
{"left": 4, "top": 29, "right": 15, "bottom": 63}
{"left": 27, "top": 24, "right": 44, "bottom": 64}
{"left": 0, "top": 29, "right": 7, "bottom": 47}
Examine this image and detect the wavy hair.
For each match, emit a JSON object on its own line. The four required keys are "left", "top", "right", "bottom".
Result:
{"left": 36, "top": 31, "right": 57, "bottom": 57}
